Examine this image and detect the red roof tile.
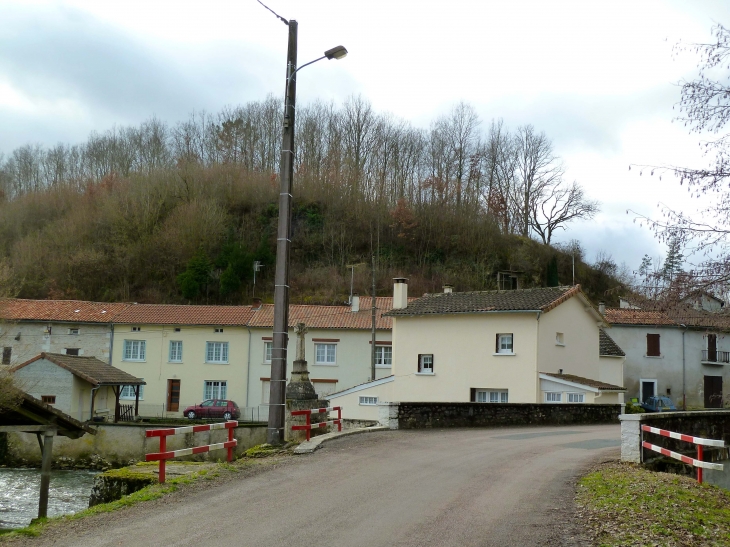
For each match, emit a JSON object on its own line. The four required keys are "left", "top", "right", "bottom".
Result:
{"left": 603, "top": 308, "right": 677, "bottom": 326}
{"left": 113, "top": 304, "right": 255, "bottom": 326}
{"left": 0, "top": 299, "right": 131, "bottom": 323}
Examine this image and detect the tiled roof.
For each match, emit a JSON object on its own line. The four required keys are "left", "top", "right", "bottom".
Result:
{"left": 599, "top": 329, "right": 625, "bottom": 357}
{"left": 113, "top": 304, "right": 255, "bottom": 326}
{"left": 540, "top": 372, "right": 626, "bottom": 391}
{"left": 12, "top": 353, "right": 145, "bottom": 386}
{"left": 603, "top": 308, "right": 677, "bottom": 326}
{"left": 247, "top": 297, "right": 398, "bottom": 330}
{"left": 385, "top": 286, "right": 581, "bottom": 317}
{"left": 0, "top": 299, "right": 131, "bottom": 323}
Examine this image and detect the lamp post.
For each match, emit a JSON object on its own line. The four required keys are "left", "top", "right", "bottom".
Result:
{"left": 267, "top": 19, "right": 347, "bottom": 444}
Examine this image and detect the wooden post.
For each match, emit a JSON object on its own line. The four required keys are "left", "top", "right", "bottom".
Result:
{"left": 134, "top": 385, "right": 140, "bottom": 418}
{"left": 38, "top": 429, "right": 55, "bottom": 519}
{"left": 113, "top": 386, "right": 121, "bottom": 423}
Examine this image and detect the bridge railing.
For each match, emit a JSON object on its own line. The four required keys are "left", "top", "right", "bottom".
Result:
{"left": 641, "top": 424, "right": 724, "bottom": 483}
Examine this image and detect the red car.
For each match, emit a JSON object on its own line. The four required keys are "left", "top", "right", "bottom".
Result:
{"left": 183, "top": 399, "right": 240, "bottom": 420}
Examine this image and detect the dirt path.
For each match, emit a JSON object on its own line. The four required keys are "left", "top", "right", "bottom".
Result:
{"left": 9, "top": 425, "right": 619, "bottom": 547}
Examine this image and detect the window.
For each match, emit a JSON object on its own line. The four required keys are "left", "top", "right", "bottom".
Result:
{"left": 123, "top": 340, "right": 146, "bottom": 361}
{"left": 214, "top": 328, "right": 224, "bottom": 333}
{"left": 65, "top": 348, "right": 79, "bottom": 356}
{"left": 264, "top": 342, "right": 273, "bottom": 364}
{"left": 359, "top": 396, "right": 379, "bottom": 405}
{"left": 375, "top": 346, "right": 392, "bottom": 367}
{"left": 131, "top": 326, "right": 141, "bottom": 332}
{"left": 475, "top": 390, "right": 508, "bottom": 403}
{"left": 418, "top": 354, "right": 434, "bottom": 373}
{"left": 646, "top": 333, "right": 661, "bottom": 357}
{"left": 315, "top": 343, "right": 337, "bottom": 365}
{"left": 120, "top": 384, "right": 144, "bottom": 400}
{"left": 556, "top": 332, "right": 565, "bottom": 346}
{"left": 567, "top": 393, "right": 585, "bottom": 403}
{"left": 2, "top": 347, "right": 11, "bottom": 365}
{"left": 69, "top": 328, "right": 79, "bottom": 335}
{"left": 41, "top": 395, "right": 56, "bottom": 404}
{"left": 496, "top": 333, "right": 514, "bottom": 354}
{"left": 206, "top": 342, "right": 229, "bottom": 363}
{"left": 204, "top": 380, "right": 227, "bottom": 400}
{"left": 174, "top": 327, "right": 181, "bottom": 332}
{"left": 169, "top": 341, "right": 183, "bottom": 362}
{"left": 545, "top": 392, "right": 562, "bottom": 403}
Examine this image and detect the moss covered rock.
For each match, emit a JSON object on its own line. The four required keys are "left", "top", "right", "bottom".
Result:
{"left": 88, "top": 468, "right": 157, "bottom": 507}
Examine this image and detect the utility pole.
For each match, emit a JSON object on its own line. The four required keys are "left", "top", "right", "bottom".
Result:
{"left": 371, "top": 254, "right": 376, "bottom": 382}
{"left": 268, "top": 20, "right": 298, "bottom": 445}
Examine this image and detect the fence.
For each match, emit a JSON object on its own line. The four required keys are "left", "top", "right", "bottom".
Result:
{"left": 641, "top": 424, "right": 724, "bottom": 483}
{"left": 145, "top": 421, "right": 237, "bottom": 483}
{"left": 291, "top": 406, "right": 342, "bottom": 441}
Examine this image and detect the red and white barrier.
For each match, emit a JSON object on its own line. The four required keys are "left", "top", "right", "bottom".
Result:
{"left": 291, "top": 406, "right": 342, "bottom": 441}
{"left": 641, "top": 424, "right": 725, "bottom": 483}
{"left": 146, "top": 420, "right": 237, "bottom": 483}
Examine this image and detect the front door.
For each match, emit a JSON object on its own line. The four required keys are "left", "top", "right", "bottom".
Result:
{"left": 708, "top": 334, "right": 718, "bottom": 362}
{"left": 641, "top": 380, "right": 655, "bottom": 403}
{"left": 167, "top": 380, "right": 181, "bottom": 412}
{"left": 704, "top": 376, "right": 723, "bottom": 408}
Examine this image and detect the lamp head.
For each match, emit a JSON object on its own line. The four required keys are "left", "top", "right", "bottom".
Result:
{"left": 324, "top": 46, "right": 348, "bottom": 60}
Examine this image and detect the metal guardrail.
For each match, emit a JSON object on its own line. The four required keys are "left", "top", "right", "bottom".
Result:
{"left": 641, "top": 424, "right": 724, "bottom": 483}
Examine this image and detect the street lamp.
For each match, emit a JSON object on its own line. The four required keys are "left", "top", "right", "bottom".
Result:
{"left": 267, "top": 18, "right": 348, "bottom": 444}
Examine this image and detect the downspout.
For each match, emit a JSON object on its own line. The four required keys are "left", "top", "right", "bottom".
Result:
{"left": 535, "top": 311, "right": 541, "bottom": 403}
{"left": 108, "top": 323, "right": 114, "bottom": 366}
{"left": 681, "top": 324, "right": 687, "bottom": 410}
{"left": 245, "top": 326, "right": 252, "bottom": 409}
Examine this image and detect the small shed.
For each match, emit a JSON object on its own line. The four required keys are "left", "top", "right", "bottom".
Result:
{"left": 11, "top": 353, "right": 145, "bottom": 423}
{"left": 0, "top": 392, "right": 95, "bottom": 519}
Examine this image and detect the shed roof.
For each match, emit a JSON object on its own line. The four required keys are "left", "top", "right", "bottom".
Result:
{"left": 539, "top": 372, "right": 626, "bottom": 391}
{"left": 385, "top": 286, "right": 582, "bottom": 317}
{"left": 0, "top": 393, "right": 95, "bottom": 438}
{"left": 12, "top": 353, "right": 145, "bottom": 387}
{"left": 599, "top": 329, "right": 625, "bottom": 357}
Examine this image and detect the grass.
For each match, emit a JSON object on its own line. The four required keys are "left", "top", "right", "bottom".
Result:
{"left": 0, "top": 445, "right": 292, "bottom": 542}
{"left": 577, "top": 462, "right": 730, "bottom": 546}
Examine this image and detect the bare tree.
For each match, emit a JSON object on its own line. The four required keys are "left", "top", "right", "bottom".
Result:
{"left": 530, "top": 180, "right": 599, "bottom": 244}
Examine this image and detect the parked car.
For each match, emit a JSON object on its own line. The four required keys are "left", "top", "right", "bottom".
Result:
{"left": 183, "top": 400, "right": 240, "bottom": 420}
{"left": 640, "top": 396, "right": 677, "bottom": 412}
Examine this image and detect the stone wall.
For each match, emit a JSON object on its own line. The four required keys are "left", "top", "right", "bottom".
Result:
{"left": 620, "top": 411, "right": 730, "bottom": 463}
{"left": 379, "top": 402, "right": 622, "bottom": 430}
{"left": 4, "top": 422, "right": 267, "bottom": 467}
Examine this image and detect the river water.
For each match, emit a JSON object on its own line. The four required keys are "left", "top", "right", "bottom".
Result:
{"left": 0, "top": 469, "right": 98, "bottom": 530}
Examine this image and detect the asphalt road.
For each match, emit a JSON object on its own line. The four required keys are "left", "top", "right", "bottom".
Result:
{"left": 21, "top": 425, "right": 619, "bottom": 547}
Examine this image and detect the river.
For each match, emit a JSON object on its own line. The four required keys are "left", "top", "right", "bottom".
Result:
{"left": 0, "top": 469, "right": 98, "bottom": 530}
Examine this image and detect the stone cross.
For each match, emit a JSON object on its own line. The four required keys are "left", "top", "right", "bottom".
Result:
{"left": 294, "top": 322, "right": 308, "bottom": 362}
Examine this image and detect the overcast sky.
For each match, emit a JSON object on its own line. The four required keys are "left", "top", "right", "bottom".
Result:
{"left": 2, "top": 0, "right": 729, "bottom": 273}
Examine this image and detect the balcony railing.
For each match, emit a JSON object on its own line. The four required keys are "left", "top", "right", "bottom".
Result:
{"left": 702, "top": 350, "right": 730, "bottom": 364}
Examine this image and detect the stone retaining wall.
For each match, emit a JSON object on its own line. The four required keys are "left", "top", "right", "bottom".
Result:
{"left": 379, "top": 402, "right": 622, "bottom": 430}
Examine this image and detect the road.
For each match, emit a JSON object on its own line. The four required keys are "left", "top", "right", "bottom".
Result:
{"left": 21, "top": 425, "right": 619, "bottom": 547}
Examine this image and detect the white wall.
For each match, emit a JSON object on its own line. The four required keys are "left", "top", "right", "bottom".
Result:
{"left": 12, "top": 359, "right": 75, "bottom": 414}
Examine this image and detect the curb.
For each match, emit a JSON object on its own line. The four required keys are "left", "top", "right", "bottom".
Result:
{"left": 293, "top": 426, "right": 389, "bottom": 454}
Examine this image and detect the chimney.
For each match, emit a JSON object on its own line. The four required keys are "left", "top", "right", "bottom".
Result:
{"left": 393, "top": 278, "right": 408, "bottom": 309}
{"left": 351, "top": 294, "right": 360, "bottom": 313}
{"left": 443, "top": 284, "right": 454, "bottom": 294}
{"left": 252, "top": 298, "right": 263, "bottom": 310}
{"left": 598, "top": 301, "right": 605, "bottom": 315}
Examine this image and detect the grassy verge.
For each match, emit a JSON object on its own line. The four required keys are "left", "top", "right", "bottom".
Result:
{"left": 0, "top": 444, "right": 293, "bottom": 542}
{"left": 577, "top": 462, "right": 730, "bottom": 546}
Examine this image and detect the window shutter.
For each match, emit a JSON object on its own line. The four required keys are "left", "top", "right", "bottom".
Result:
{"left": 470, "top": 388, "right": 476, "bottom": 402}
{"left": 417, "top": 354, "right": 422, "bottom": 373}
{"left": 647, "top": 334, "right": 660, "bottom": 357}
{"left": 495, "top": 334, "right": 499, "bottom": 353}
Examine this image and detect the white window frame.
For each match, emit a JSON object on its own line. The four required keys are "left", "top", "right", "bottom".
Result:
{"left": 545, "top": 392, "right": 562, "bottom": 403}
{"left": 122, "top": 340, "right": 146, "bottom": 362}
{"left": 264, "top": 341, "right": 273, "bottom": 364}
{"left": 131, "top": 326, "right": 141, "bottom": 332}
{"left": 68, "top": 328, "right": 80, "bottom": 335}
{"left": 556, "top": 332, "right": 565, "bottom": 346}
{"left": 418, "top": 354, "right": 434, "bottom": 374}
{"left": 567, "top": 392, "right": 585, "bottom": 403}
{"left": 476, "top": 390, "right": 508, "bottom": 403}
{"left": 169, "top": 340, "right": 183, "bottom": 362}
{"left": 120, "top": 383, "right": 144, "bottom": 400}
{"left": 359, "top": 396, "right": 379, "bottom": 406}
{"left": 204, "top": 380, "right": 227, "bottom": 400}
{"left": 214, "top": 327, "right": 224, "bottom": 333}
{"left": 206, "top": 341, "right": 229, "bottom": 364}
{"left": 495, "top": 333, "right": 514, "bottom": 355}
{"left": 315, "top": 343, "right": 337, "bottom": 365}
{"left": 375, "top": 345, "right": 392, "bottom": 367}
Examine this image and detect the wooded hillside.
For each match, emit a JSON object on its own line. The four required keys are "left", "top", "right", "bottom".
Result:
{"left": 0, "top": 96, "right": 622, "bottom": 305}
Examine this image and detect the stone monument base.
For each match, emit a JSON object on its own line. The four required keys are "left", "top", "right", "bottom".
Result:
{"left": 285, "top": 398, "right": 330, "bottom": 442}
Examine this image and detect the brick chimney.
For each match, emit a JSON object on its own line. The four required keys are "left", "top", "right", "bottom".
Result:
{"left": 443, "top": 284, "right": 453, "bottom": 294}
{"left": 351, "top": 294, "right": 360, "bottom": 312}
{"left": 393, "top": 278, "right": 408, "bottom": 309}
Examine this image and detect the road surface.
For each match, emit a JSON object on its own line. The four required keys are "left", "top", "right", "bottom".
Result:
{"left": 19, "top": 425, "right": 619, "bottom": 547}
